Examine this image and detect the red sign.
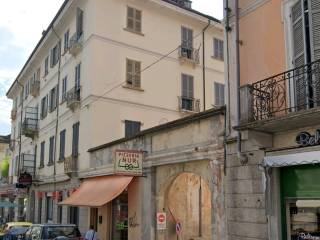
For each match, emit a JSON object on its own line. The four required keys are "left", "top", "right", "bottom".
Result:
{"left": 157, "top": 212, "right": 166, "bottom": 230}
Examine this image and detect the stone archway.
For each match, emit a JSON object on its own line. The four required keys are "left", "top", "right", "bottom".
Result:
{"left": 165, "top": 172, "right": 212, "bottom": 240}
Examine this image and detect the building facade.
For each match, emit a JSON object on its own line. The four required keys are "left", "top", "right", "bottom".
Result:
{"left": 225, "top": 0, "right": 320, "bottom": 239}
{"left": 61, "top": 107, "right": 225, "bottom": 240}
{"left": 6, "top": 0, "right": 224, "bottom": 233}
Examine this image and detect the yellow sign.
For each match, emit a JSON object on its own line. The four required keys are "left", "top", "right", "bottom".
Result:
{"left": 114, "top": 150, "right": 143, "bottom": 176}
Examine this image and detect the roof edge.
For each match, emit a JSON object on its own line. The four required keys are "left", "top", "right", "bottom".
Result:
{"left": 88, "top": 107, "right": 225, "bottom": 153}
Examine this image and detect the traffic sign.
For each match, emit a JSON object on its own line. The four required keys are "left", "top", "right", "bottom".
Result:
{"left": 157, "top": 212, "right": 166, "bottom": 230}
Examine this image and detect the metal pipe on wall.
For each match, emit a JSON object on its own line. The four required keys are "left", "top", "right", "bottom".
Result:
{"left": 202, "top": 20, "right": 211, "bottom": 111}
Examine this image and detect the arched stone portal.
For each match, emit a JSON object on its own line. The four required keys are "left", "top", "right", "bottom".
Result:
{"left": 165, "top": 172, "right": 212, "bottom": 240}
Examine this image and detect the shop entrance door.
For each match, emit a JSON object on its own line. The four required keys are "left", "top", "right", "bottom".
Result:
{"left": 281, "top": 164, "right": 320, "bottom": 240}
{"left": 111, "top": 191, "right": 128, "bottom": 240}
{"left": 90, "top": 208, "right": 98, "bottom": 231}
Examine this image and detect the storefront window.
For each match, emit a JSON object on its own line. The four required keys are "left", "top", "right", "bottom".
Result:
{"left": 287, "top": 199, "right": 320, "bottom": 239}
{"left": 112, "top": 192, "right": 128, "bottom": 240}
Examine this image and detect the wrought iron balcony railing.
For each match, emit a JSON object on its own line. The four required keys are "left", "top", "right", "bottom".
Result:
{"left": 69, "top": 32, "right": 83, "bottom": 56}
{"left": 22, "top": 107, "right": 38, "bottom": 138}
{"left": 241, "top": 60, "right": 320, "bottom": 123}
{"left": 66, "top": 86, "right": 81, "bottom": 111}
{"left": 178, "top": 46, "right": 200, "bottom": 64}
{"left": 178, "top": 96, "right": 200, "bottom": 113}
{"left": 20, "top": 154, "right": 35, "bottom": 177}
{"left": 30, "top": 80, "right": 40, "bottom": 97}
{"left": 64, "top": 155, "right": 78, "bottom": 176}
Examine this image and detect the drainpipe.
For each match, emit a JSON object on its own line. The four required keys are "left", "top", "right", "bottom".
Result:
{"left": 51, "top": 26, "right": 62, "bottom": 219}
{"left": 235, "top": 0, "right": 247, "bottom": 163}
{"left": 202, "top": 20, "right": 211, "bottom": 111}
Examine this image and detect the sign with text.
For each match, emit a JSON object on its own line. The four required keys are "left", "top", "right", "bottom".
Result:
{"left": 157, "top": 212, "right": 166, "bottom": 230}
{"left": 296, "top": 129, "right": 320, "bottom": 147}
{"left": 114, "top": 150, "right": 143, "bottom": 176}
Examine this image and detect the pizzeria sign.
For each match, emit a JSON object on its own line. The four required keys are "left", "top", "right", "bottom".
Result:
{"left": 114, "top": 150, "right": 143, "bottom": 176}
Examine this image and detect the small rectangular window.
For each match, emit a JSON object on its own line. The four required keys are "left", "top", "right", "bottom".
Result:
{"left": 125, "top": 120, "right": 141, "bottom": 138}
{"left": 50, "top": 41, "right": 61, "bottom": 68}
{"left": 59, "top": 129, "right": 66, "bottom": 161}
{"left": 48, "top": 136, "right": 54, "bottom": 165}
{"left": 46, "top": 196, "right": 53, "bottom": 221}
{"left": 62, "top": 76, "right": 68, "bottom": 102}
{"left": 64, "top": 30, "right": 69, "bottom": 53}
{"left": 40, "top": 141, "right": 45, "bottom": 167}
{"left": 44, "top": 56, "right": 49, "bottom": 76}
{"left": 49, "top": 86, "right": 58, "bottom": 112}
{"left": 213, "top": 38, "right": 224, "bottom": 60}
{"left": 75, "top": 63, "right": 81, "bottom": 90}
{"left": 214, "top": 82, "right": 225, "bottom": 106}
{"left": 126, "top": 59, "right": 141, "bottom": 88}
{"left": 127, "top": 6, "right": 142, "bottom": 33}
{"left": 181, "top": 74, "right": 194, "bottom": 111}
{"left": 41, "top": 95, "right": 48, "bottom": 119}
{"left": 76, "top": 8, "right": 84, "bottom": 39}
{"left": 72, "top": 122, "right": 80, "bottom": 157}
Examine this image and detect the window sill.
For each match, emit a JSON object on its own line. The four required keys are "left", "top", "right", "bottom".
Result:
{"left": 123, "top": 28, "right": 144, "bottom": 36}
{"left": 47, "top": 162, "right": 54, "bottom": 167}
{"left": 211, "top": 56, "right": 224, "bottom": 61}
{"left": 122, "top": 85, "right": 144, "bottom": 92}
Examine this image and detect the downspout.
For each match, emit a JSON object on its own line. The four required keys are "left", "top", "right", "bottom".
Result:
{"left": 202, "top": 20, "right": 211, "bottom": 111}
{"left": 235, "top": 0, "right": 247, "bottom": 163}
{"left": 51, "top": 26, "right": 62, "bottom": 219}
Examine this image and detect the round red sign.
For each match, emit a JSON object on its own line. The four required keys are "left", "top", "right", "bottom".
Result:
{"left": 158, "top": 213, "right": 165, "bottom": 223}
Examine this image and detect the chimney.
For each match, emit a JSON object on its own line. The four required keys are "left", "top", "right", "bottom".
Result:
{"left": 169, "top": 0, "right": 192, "bottom": 9}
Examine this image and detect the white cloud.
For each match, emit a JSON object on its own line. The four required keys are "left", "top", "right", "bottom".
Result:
{"left": 192, "top": 0, "right": 223, "bottom": 19}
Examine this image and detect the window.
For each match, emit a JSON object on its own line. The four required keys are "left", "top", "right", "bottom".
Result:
{"left": 213, "top": 38, "right": 224, "bottom": 60}
{"left": 62, "top": 76, "right": 68, "bottom": 102}
{"left": 48, "top": 136, "right": 54, "bottom": 165}
{"left": 46, "top": 196, "right": 53, "bottom": 222}
{"left": 25, "top": 81, "right": 29, "bottom": 99}
{"left": 181, "top": 74, "right": 194, "bottom": 111}
{"left": 59, "top": 130, "right": 66, "bottom": 161}
{"left": 45, "top": 56, "right": 49, "bottom": 76}
{"left": 127, "top": 6, "right": 142, "bottom": 33}
{"left": 40, "top": 95, "right": 48, "bottom": 119}
{"left": 19, "top": 91, "right": 23, "bottom": 106}
{"left": 76, "top": 8, "right": 84, "bottom": 39}
{"left": 69, "top": 207, "right": 79, "bottom": 225}
{"left": 49, "top": 86, "right": 58, "bottom": 112}
{"left": 75, "top": 63, "right": 81, "bottom": 90}
{"left": 214, "top": 82, "right": 225, "bottom": 106}
{"left": 40, "top": 141, "right": 45, "bottom": 168}
{"left": 290, "top": 0, "right": 320, "bottom": 107}
{"left": 181, "top": 27, "right": 193, "bottom": 59}
{"left": 72, "top": 122, "right": 80, "bottom": 157}
{"left": 36, "top": 67, "right": 41, "bottom": 81}
{"left": 125, "top": 120, "right": 141, "bottom": 138}
{"left": 50, "top": 41, "right": 61, "bottom": 68}
{"left": 126, "top": 59, "right": 141, "bottom": 88}
{"left": 64, "top": 30, "right": 69, "bottom": 53}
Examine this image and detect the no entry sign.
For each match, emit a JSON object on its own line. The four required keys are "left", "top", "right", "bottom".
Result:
{"left": 157, "top": 212, "right": 166, "bottom": 230}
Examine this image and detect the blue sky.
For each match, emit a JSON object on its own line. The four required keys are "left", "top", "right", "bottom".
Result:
{"left": 0, "top": 0, "right": 223, "bottom": 135}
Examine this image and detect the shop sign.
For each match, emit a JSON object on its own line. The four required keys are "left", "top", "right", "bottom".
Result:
{"left": 157, "top": 212, "right": 166, "bottom": 230}
{"left": 18, "top": 172, "right": 32, "bottom": 186}
{"left": 114, "top": 150, "right": 143, "bottom": 176}
{"left": 296, "top": 130, "right": 320, "bottom": 147}
{"left": 298, "top": 233, "right": 320, "bottom": 240}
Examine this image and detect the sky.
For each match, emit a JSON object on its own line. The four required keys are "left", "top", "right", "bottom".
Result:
{"left": 0, "top": 0, "right": 223, "bottom": 135}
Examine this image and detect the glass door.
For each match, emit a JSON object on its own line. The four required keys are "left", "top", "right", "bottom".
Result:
{"left": 111, "top": 192, "right": 128, "bottom": 240}
{"left": 286, "top": 199, "right": 320, "bottom": 239}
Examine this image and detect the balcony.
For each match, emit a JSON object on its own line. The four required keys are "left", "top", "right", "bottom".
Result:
{"left": 22, "top": 107, "right": 38, "bottom": 139}
{"left": 178, "top": 96, "right": 200, "bottom": 113}
{"left": 64, "top": 155, "right": 77, "bottom": 177}
{"left": 30, "top": 80, "right": 40, "bottom": 97}
{"left": 178, "top": 46, "right": 200, "bottom": 65}
{"left": 239, "top": 60, "right": 320, "bottom": 132}
{"left": 69, "top": 32, "right": 83, "bottom": 56}
{"left": 66, "top": 87, "right": 81, "bottom": 111}
{"left": 20, "top": 154, "right": 35, "bottom": 177}
{"left": 11, "top": 109, "right": 17, "bottom": 120}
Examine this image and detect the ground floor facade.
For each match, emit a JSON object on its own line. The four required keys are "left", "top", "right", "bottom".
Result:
{"left": 226, "top": 124, "right": 320, "bottom": 240}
